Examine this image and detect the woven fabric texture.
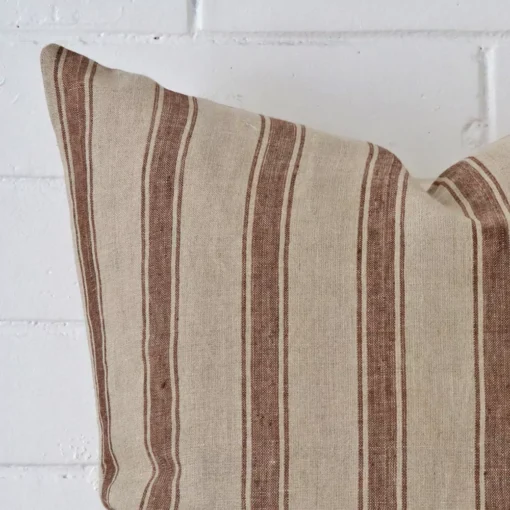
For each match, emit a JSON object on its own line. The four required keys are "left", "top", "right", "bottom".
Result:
{"left": 41, "top": 44, "right": 510, "bottom": 510}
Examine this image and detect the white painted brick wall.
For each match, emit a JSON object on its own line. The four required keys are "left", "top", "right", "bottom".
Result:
{"left": 203, "top": 0, "right": 510, "bottom": 32}
{"left": 0, "top": 0, "right": 508, "bottom": 507}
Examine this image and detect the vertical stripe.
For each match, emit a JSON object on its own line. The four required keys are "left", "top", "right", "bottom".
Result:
{"left": 175, "top": 100, "right": 259, "bottom": 508}
{"left": 439, "top": 160, "right": 510, "bottom": 509}
{"left": 246, "top": 118, "right": 299, "bottom": 510}
{"left": 357, "top": 143, "right": 377, "bottom": 510}
{"left": 280, "top": 125, "right": 305, "bottom": 510}
{"left": 394, "top": 171, "right": 409, "bottom": 510}
{"left": 466, "top": 156, "right": 510, "bottom": 510}
{"left": 432, "top": 174, "right": 482, "bottom": 509}
{"left": 170, "top": 96, "right": 198, "bottom": 510}
{"left": 399, "top": 173, "right": 409, "bottom": 510}
{"left": 469, "top": 158, "right": 510, "bottom": 234}
{"left": 87, "top": 59, "right": 157, "bottom": 509}
{"left": 140, "top": 89, "right": 196, "bottom": 510}
{"left": 357, "top": 146, "right": 405, "bottom": 509}
{"left": 54, "top": 48, "right": 118, "bottom": 507}
{"left": 469, "top": 157, "right": 510, "bottom": 213}
{"left": 366, "top": 148, "right": 401, "bottom": 509}
{"left": 140, "top": 85, "right": 165, "bottom": 510}
{"left": 243, "top": 117, "right": 271, "bottom": 510}
{"left": 242, "top": 115, "right": 267, "bottom": 510}
{"left": 84, "top": 56, "right": 121, "bottom": 500}
{"left": 285, "top": 136, "right": 367, "bottom": 509}
{"left": 283, "top": 127, "right": 306, "bottom": 508}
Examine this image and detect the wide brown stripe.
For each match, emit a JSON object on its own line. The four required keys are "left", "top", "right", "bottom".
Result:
{"left": 366, "top": 147, "right": 402, "bottom": 509}
{"left": 431, "top": 175, "right": 481, "bottom": 509}
{"left": 143, "top": 90, "right": 191, "bottom": 510}
{"left": 241, "top": 115, "right": 266, "bottom": 510}
{"left": 357, "top": 143, "right": 376, "bottom": 510}
{"left": 251, "top": 119, "right": 297, "bottom": 510}
{"left": 399, "top": 172, "right": 409, "bottom": 510}
{"left": 442, "top": 161, "right": 510, "bottom": 509}
{"left": 56, "top": 49, "right": 118, "bottom": 507}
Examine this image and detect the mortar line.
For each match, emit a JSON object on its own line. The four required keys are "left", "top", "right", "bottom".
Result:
{"left": 4, "top": 29, "right": 510, "bottom": 43}
{"left": 0, "top": 319, "right": 86, "bottom": 326}
{"left": 196, "top": 29, "right": 510, "bottom": 44}
{"left": 187, "top": 0, "right": 195, "bottom": 35}
{"left": 476, "top": 45, "right": 497, "bottom": 146}
{"left": 478, "top": 46, "right": 490, "bottom": 146}
{"left": 0, "top": 175, "right": 65, "bottom": 182}
{"left": 190, "top": 0, "right": 203, "bottom": 36}
{"left": 0, "top": 463, "right": 97, "bottom": 469}
{"left": 484, "top": 45, "right": 497, "bottom": 143}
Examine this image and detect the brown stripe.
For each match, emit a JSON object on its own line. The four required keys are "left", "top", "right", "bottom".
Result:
{"left": 431, "top": 175, "right": 481, "bottom": 509}
{"left": 469, "top": 156, "right": 510, "bottom": 213}
{"left": 283, "top": 126, "right": 306, "bottom": 509}
{"left": 85, "top": 56, "right": 119, "bottom": 498}
{"left": 142, "top": 90, "right": 192, "bottom": 509}
{"left": 250, "top": 119, "right": 297, "bottom": 510}
{"left": 241, "top": 115, "right": 266, "bottom": 510}
{"left": 442, "top": 161, "right": 510, "bottom": 509}
{"left": 56, "top": 49, "right": 118, "bottom": 506}
{"left": 356, "top": 143, "right": 376, "bottom": 510}
{"left": 365, "top": 147, "right": 402, "bottom": 509}
{"left": 427, "top": 181, "right": 440, "bottom": 196}
{"left": 399, "top": 172, "right": 409, "bottom": 510}
{"left": 139, "top": 84, "right": 162, "bottom": 510}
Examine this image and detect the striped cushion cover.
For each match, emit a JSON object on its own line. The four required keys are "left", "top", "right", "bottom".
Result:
{"left": 41, "top": 44, "right": 510, "bottom": 510}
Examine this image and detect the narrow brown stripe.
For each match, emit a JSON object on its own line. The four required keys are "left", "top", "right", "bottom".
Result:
{"left": 283, "top": 126, "right": 306, "bottom": 510}
{"left": 57, "top": 49, "right": 118, "bottom": 506}
{"left": 172, "top": 96, "right": 198, "bottom": 509}
{"left": 442, "top": 161, "right": 510, "bottom": 509}
{"left": 143, "top": 90, "right": 191, "bottom": 510}
{"left": 356, "top": 143, "right": 376, "bottom": 510}
{"left": 241, "top": 115, "right": 266, "bottom": 510}
{"left": 432, "top": 175, "right": 481, "bottom": 509}
{"left": 139, "top": 84, "right": 162, "bottom": 510}
{"left": 250, "top": 119, "right": 297, "bottom": 510}
{"left": 366, "top": 148, "right": 401, "bottom": 509}
{"left": 400, "top": 173, "right": 409, "bottom": 510}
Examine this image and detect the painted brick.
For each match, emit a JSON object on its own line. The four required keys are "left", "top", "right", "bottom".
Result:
{"left": 0, "top": 178, "right": 81, "bottom": 320}
{"left": 0, "top": 0, "right": 503, "bottom": 501}
{"left": 0, "top": 466, "right": 101, "bottom": 510}
{"left": 1, "top": 38, "right": 480, "bottom": 178}
{"left": 203, "top": 0, "right": 509, "bottom": 32}
{"left": 0, "top": 41, "right": 63, "bottom": 177}
{"left": 493, "top": 44, "right": 510, "bottom": 141}
{"left": 0, "top": 0, "right": 188, "bottom": 33}
{"left": 0, "top": 322, "right": 97, "bottom": 464}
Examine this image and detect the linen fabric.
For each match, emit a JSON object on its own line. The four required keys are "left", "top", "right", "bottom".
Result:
{"left": 41, "top": 44, "right": 510, "bottom": 510}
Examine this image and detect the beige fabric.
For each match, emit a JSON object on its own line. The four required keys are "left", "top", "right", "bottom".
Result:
{"left": 41, "top": 44, "right": 510, "bottom": 510}
{"left": 91, "top": 63, "right": 156, "bottom": 509}
{"left": 404, "top": 186, "right": 476, "bottom": 508}
{"left": 287, "top": 134, "right": 370, "bottom": 509}
{"left": 178, "top": 99, "right": 261, "bottom": 509}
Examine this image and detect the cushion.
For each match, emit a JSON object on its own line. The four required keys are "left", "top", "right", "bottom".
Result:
{"left": 40, "top": 44, "right": 510, "bottom": 510}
